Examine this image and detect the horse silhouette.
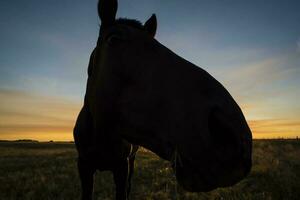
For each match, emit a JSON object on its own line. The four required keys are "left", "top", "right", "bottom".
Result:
{"left": 74, "top": 0, "right": 252, "bottom": 199}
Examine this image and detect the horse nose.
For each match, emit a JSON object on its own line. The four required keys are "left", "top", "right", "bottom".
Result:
{"left": 208, "top": 107, "right": 252, "bottom": 180}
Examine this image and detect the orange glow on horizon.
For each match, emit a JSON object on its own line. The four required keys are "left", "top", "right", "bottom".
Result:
{"left": 0, "top": 89, "right": 299, "bottom": 141}
{"left": 1, "top": 119, "right": 299, "bottom": 141}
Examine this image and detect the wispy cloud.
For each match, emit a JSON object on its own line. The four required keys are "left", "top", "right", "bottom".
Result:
{"left": 221, "top": 55, "right": 297, "bottom": 94}
{"left": 211, "top": 52, "right": 300, "bottom": 121}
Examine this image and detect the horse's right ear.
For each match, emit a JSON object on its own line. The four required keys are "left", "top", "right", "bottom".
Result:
{"left": 144, "top": 14, "right": 157, "bottom": 38}
{"left": 98, "top": 0, "right": 118, "bottom": 27}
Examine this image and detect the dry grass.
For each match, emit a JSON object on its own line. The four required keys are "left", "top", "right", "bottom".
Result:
{"left": 0, "top": 140, "right": 299, "bottom": 200}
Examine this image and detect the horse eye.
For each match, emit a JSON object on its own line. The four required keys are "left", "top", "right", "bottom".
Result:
{"left": 107, "top": 34, "right": 123, "bottom": 45}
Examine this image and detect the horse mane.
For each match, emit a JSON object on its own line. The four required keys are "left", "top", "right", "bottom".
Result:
{"left": 116, "top": 18, "right": 144, "bottom": 30}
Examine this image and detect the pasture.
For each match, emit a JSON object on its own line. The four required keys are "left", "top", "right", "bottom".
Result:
{"left": 0, "top": 140, "right": 299, "bottom": 200}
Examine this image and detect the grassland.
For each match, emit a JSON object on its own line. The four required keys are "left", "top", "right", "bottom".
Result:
{"left": 0, "top": 140, "right": 299, "bottom": 200}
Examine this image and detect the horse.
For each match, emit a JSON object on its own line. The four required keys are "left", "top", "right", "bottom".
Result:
{"left": 74, "top": 0, "right": 252, "bottom": 199}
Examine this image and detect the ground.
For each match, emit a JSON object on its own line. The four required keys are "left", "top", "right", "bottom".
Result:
{"left": 0, "top": 140, "right": 299, "bottom": 200}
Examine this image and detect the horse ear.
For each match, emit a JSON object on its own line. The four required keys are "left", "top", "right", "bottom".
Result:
{"left": 144, "top": 14, "right": 157, "bottom": 37}
{"left": 98, "top": 0, "right": 118, "bottom": 27}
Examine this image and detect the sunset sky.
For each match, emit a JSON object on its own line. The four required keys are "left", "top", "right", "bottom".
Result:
{"left": 0, "top": 0, "right": 299, "bottom": 141}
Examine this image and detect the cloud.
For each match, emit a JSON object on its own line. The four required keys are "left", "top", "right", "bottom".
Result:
{"left": 210, "top": 52, "right": 300, "bottom": 121}
{"left": 221, "top": 56, "right": 287, "bottom": 94}
{"left": 0, "top": 88, "right": 81, "bottom": 141}
{"left": 297, "top": 38, "right": 300, "bottom": 53}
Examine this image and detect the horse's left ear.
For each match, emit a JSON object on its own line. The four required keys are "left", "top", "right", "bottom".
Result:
{"left": 144, "top": 14, "right": 157, "bottom": 38}
{"left": 98, "top": 0, "right": 118, "bottom": 27}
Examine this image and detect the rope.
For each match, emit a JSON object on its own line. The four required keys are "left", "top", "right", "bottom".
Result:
{"left": 128, "top": 144, "right": 133, "bottom": 157}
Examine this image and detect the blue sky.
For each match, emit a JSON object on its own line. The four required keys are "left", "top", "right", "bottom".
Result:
{"left": 0, "top": 0, "right": 299, "bottom": 140}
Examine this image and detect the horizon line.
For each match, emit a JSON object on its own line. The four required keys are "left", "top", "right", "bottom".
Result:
{"left": 1, "top": 137, "right": 299, "bottom": 143}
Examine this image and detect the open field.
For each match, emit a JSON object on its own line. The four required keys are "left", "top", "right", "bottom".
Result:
{"left": 0, "top": 140, "right": 299, "bottom": 200}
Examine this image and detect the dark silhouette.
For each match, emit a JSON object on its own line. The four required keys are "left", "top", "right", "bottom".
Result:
{"left": 74, "top": 0, "right": 252, "bottom": 199}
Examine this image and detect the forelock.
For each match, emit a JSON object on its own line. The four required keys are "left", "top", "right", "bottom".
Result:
{"left": 115, "top": 18, "right": 144, "bottom": 30}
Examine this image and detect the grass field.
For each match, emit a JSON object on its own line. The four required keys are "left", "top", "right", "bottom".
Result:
{"left": 0, "top": 140, "right": 299, "bottom": 200}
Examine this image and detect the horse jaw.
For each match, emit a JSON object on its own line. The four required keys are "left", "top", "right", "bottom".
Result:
{"left": 171, "top": 108, "right": 252, "bottom": 192}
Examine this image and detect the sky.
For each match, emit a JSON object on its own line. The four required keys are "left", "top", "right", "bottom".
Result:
{"left": 0, "top": 0, "right": 299, "bottom": 141}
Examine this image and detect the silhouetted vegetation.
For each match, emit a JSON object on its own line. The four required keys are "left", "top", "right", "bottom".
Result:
{"left": 0, "top": 139, "right": 39, "bottom": 143}
{"left": 0, "top": 139, "right": 299, "bottom": 199}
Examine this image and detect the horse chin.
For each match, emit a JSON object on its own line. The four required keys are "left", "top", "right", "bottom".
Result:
{"left": 173, "top": 152, "right": 251, "bottom": 192}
